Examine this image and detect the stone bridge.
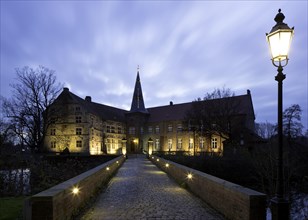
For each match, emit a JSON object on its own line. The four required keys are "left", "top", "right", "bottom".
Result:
{"left": 24, "top": 155, "right": 266, "bottom": 220}
{"left": 80, "top": 155, "right": 224, "bottom": 220}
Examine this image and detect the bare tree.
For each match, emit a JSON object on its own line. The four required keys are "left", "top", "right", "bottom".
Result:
{"left": 1, "top": 66, "right": 62, "bottom": 151}
{"left": 203, "top": 87, "right": 235, "bottom": 100}
{"left": 255, "top": 121, "right": 276, "bottom": 139}
{"left": 0, "top": 117, "right": 16, "bottom": 154}
{"left": 185, "top": 87, "right": 240, "bottom": 141}
{"left": 283, "top": 104, "right": 303, "bottom": 139}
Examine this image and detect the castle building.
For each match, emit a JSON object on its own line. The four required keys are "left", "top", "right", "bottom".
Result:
{"left": 44, "top": 71, "right": 255, "bottom": 155}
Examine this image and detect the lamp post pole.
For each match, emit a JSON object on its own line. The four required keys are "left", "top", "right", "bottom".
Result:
{"left": 266, "top": 9, "right": 294, "bottom": 220}
{"left": 271, "top": 63, "right": 289, "bottom": 220}
{"left": 275, "top": 65, "right": 285, "bottom": 202}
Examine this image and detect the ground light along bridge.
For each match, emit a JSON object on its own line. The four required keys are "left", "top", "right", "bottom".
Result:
{"left": 24, "top": 154, "right": 266, "bottom": 220}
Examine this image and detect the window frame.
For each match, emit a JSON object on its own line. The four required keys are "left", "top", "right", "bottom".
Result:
{"left": 76, "top": 128, "right": 82, "bottom": 135}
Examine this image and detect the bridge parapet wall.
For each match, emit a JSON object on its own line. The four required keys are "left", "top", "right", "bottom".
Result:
{"left": 24, "top": 155, "right": 126, "bottom": 220}
{"left": 150, "top": 156, "right": 266, "bottom": 220}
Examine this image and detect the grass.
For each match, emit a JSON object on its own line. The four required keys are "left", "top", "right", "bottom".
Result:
{"left": 0, "top": 197, "right": 25, "bottom": 220}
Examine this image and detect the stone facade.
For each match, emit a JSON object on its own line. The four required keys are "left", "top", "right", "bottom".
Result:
{"left": 44, "top": 71, "right": 255, "bottom": 155}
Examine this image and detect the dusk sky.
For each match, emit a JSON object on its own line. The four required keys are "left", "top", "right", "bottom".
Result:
{"left": 1, "top": 1, "right": 307, "bottom": 130}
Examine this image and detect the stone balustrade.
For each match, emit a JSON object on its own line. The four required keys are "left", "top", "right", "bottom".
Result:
{"left": 150, "top": 155, "right": 266, "bottom": 220}
{"left": 24, "top": 155, "right": 126, "bottom": 220}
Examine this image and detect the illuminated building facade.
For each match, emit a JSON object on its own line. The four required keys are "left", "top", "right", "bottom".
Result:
{"left": 44, "top": 71, "right": 255, "bottom": 155}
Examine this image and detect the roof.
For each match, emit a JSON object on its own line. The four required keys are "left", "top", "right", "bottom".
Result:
{"left": 52, "top": 88, "right": 254, "bottom": 125}
{"left": 147, "top": 92, "right": 255, "bottom": 123}
{"left": 53, "top": 88, "right": 127, "bottom": 122}
{"left": 147, "top": 102, "right": 192, "bottom": 122}
{"left": 129, "top": 72, "right": 149, "bottom": 114}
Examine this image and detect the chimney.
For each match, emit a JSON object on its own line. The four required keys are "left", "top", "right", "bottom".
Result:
{"left": 85, "top": 96, "right": 92, "bottom": 102}
{"left": 247, "top": 89, "right": 251, "bottom": 95}
{"left": 170, "top": 101, "right": 173, "bottom": 106}
{"left": 63, "top": 87, "right": 69, "bottom": 92}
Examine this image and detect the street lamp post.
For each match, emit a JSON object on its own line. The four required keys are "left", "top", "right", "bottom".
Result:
{"left": 266, "top": 9, "right": 294, "bottom": 220}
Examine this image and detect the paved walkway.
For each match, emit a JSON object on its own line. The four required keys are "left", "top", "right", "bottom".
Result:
{"left": 80, "top": 155, "right": 225, "bottom": 220}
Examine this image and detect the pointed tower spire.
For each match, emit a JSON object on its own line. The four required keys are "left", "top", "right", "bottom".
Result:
{"left": 130, "top": 68, "right": 148, "bottom": 113}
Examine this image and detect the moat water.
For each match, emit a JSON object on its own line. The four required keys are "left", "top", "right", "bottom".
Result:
{"left": 0, "top": 168, "right": 31, "bottom": 195}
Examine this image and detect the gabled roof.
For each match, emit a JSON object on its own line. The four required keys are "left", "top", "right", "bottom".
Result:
{"left": 52, "top": 87, "right": 254, "bottom": 126}
{"left": 53, "top": 88, "right": 127, "bottom": 122}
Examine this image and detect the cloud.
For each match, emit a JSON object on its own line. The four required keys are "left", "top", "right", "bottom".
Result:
{"left": 1, "top": 1, "right": 307, "bottom": 129}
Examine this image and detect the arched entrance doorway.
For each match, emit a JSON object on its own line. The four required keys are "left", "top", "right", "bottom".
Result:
{"left": 129, "top": 138, "right": 139, "bottom": 153}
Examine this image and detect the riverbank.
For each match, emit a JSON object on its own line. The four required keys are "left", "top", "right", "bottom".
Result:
{"left": 0, "top": 196, "right": 25, "bottom": 220}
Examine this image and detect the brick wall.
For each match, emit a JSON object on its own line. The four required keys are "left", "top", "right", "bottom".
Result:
{"left": 24, "top": 155, "right": 126, "bottom": 220}
{"left": 150, "top": 156, "right": 266, "bottom": 220}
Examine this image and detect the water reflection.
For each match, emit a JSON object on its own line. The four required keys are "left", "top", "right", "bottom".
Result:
{"left": 0, "top": 168, "right": 31, "bottom": 195}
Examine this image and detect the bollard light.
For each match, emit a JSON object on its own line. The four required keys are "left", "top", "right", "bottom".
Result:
{"left": 187, "top": 173, "right": 193, "bottom": 180}
{"left": 72, "top": 187, "right": 79, "bottom": 195}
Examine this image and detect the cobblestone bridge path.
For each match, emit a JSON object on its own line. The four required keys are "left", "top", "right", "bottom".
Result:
{"left": 80, "top": 155, "right": 225, "bottom": 220}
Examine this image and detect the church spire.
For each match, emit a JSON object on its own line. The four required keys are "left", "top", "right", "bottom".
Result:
{"left": 130, "top": 68, "right": 148, "bottom": 113}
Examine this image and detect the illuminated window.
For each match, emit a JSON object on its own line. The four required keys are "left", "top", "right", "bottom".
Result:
{"left": 189, "top": 138, "right": 194, "bottom": 149}
{"left": 76, "top": 128, "right": 82, "bottom": 135}
{"left": 168, "top": 124, "right": 173, "bottom": 132}
{"left": 76, "top": 140, "right": 82, "bottom": 148}
{"left": 211, "top": 138, "right": 218, "bottom": 149}
{"left": 111, "top": 139, "right": 115, "bottom": 149}
{"left": 129, "top": 127, "right": 135, "bottom": 135}
{"left": 177, "top": 138, "right": 182, "bottom": 149}
{"left": 177, "top": 124, "right": 183, "bottom": 132}
{"left": 75, "top": 116, "right": 82, "bottom": 123}
{"left": 106, "top": 139, "right": 116, "bottom": 151}
{"left": 106, "top": 139, "right": 111, "bottom": 151}
{"left": 51, "top": 128, "right": 56, "bottom": 135}
{"left": 51, "top": 141, "right": 56, "bottom": 148}
{"left": 155, "top": 125, "right": 160, "bottom": 134}
{"left": 148, "top": 126, "right": 153, "bottom": 133}
{"left": 199, "top": 138, "right": 205, "bottom": 149}
{"left": 168, "top": 139, "right": 172, "bottom": 150}
{"left": 155, "top": 138, "right": 160, "bottom": 150}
